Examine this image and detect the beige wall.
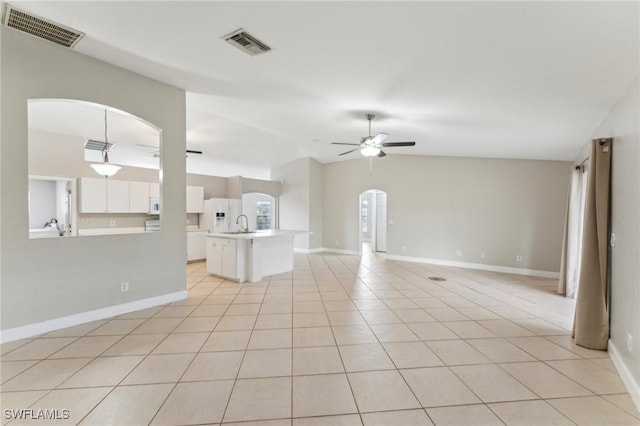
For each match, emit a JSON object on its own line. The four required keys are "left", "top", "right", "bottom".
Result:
{"left": 186, "top": 173, "right": 227, "bottom": 199}
{"left": 308, "top": 158, "right": 324, "bottom": 249}
{"left": 1, "top": 27, "right": 187, "bottom": 330}
{"left": 242, "top": 177, "right": 281, "bottom": 197}
{"left": 272, "top": 158, "right": 310, "bottom": 249}
{"left": 593, "top": 75, "right": 639, "bottom": 397}
{"left": 323, "top": 155, "right": 571, "bottom": 272}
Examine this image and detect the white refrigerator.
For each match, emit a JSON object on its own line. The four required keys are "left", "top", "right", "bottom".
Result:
{"left": 200, "top": 198, "right": 242, "bottom": 233}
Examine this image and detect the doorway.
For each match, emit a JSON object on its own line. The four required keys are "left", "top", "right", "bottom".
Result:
{"left": 359, "top": 189, "right": 387, "bottom": 254}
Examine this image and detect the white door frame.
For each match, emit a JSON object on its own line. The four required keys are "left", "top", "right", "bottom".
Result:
{"left": 358, "top": 189, "right": 387, "bottom": 255}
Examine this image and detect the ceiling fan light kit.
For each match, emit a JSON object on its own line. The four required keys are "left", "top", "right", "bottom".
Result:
{"left": 361, "top": 145, "right": 381, "bottom": 157}
{"left": 332, "top": 113, "right": 416, "bottom": 159}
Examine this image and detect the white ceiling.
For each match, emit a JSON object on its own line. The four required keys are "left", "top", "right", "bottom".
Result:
{"left": 13, "top": 1, "right": 640, "bottom": 179}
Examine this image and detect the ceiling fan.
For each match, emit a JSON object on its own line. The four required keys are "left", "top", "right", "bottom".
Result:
{"left": 332, "top": 114, "right": 415, "bottom": 158}
{"left": 137, "top": 144, "right": 203, "bottom": 158}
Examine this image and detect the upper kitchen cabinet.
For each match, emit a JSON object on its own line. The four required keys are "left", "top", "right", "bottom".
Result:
{"left": 79, "top": 178, "right": 151, "bottom": 214}
{"left": 186, "top": 185, "right": 204, "bottom": 213}
{"left": 106, "top": 179, "right": 129, "bottom": 213}
{"left": 149, "top": 182, "right": 160, "bottom": 198}
{"left": 79, "top": 177, "right": 107, "bottom": 213}
{"left": 129, "top": 181, "right": 150, "bottom": 213}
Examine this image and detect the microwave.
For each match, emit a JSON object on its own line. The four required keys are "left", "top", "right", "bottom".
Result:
{"left": 149, "top": 197, "right": 160, "bottom": 215}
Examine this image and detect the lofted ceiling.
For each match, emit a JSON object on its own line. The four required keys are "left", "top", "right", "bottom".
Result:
{"left": 10, "top": 1, "right": 640, "bottom": 179}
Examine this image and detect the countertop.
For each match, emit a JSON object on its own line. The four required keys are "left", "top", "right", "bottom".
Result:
{"left": 209, "top": 230, "right": 309, "bottom": 240}
{"left": 187, "top": 228, "right": 209, "bottom": 233}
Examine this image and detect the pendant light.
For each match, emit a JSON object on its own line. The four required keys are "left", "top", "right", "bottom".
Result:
{"left": 90, "top": 109, "right": 121, "bottom": 178}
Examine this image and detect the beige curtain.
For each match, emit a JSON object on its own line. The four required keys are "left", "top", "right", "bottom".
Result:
{"left": 572, "top": 138, "right": 612, "bottom": 350}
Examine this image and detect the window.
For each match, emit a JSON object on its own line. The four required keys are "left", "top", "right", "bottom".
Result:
{"left": 256, "top": 201, "right": 271, "bottom": 230}
{"left": 361, "top": 200, "right": 368, "bottom": 232}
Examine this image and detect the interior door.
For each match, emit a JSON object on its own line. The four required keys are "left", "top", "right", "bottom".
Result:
{"left": 375, "top": 192, "right": 387, "bottom": 253}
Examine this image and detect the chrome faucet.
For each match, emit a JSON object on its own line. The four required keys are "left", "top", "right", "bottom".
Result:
{"left": 236, "top": 214, "right": 249, "bottom": 232}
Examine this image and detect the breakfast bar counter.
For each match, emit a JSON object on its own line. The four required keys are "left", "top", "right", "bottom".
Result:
{"left": 206, "top": 230, "right": 307, "bottom": 282}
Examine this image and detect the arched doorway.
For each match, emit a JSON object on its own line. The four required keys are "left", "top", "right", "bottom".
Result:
{"left": 359, "top": 189, "right": 387, "bottom": 254}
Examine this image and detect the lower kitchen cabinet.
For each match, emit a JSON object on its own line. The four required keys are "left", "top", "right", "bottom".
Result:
{"left": 187, "top": 230, "right": 208, "bottom": 262}
{"left": 206, "top": 237, "right": 247, "bottom": 281}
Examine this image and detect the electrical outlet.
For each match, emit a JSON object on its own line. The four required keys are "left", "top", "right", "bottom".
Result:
{"left": 120, "top": 282, "right": 129, "bottom": 292}
{"left": 516, "top": 255, "right": 523, "bottom": 262}
{"left": 628, "top": 334, "right": 633, "bottom": 352}
{"left": 456, "top": 250, "right": 462, "bottom": 257}
{"left": 401, "top": 246, "right": 406, "bottom": 252}
{"left": 335, "top": 240, "right": 339, "bottom": 246}
{"left": 109, "top": 219, "right": 116, "bottom": 227}
{"left": 480, "top": 252, "right": 485, "bottom": 259}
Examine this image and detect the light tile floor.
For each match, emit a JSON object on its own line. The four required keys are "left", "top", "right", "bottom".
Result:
{"left": 2, "top": 252, "right": 640, "bottom": 425}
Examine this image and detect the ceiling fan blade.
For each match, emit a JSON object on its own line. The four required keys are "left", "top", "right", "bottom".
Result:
{"left": 370, "top": 133, "right": 389, "bottom": 145}
{"left": 338, "top": 148, "right": 358, "bottom": 156}
{"left": 377, "top": 150, "right": 387, "bottom": 158}
{"left": 186, "top": 149, "right": 203, "bottom": 154}
{"left": 136, "top": 143, "right": 160, "bottom": 150}
{"left": 331, "top": 142, "right": 360, "bottom": 146}
{"left": 382, "top": 141, "right": 415, "bottom": 147}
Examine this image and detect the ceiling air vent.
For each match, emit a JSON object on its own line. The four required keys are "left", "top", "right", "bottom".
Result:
{"left": 85, "top": 140, "right": 113, "bottom": 152}
{"left": 428, "top": 277, "right": 446, "bottom": 281}
{"left": 2, "top": 5, "right": 84, "bottom": 48}
{"left": 223, "top": 29, "right": 271, "bottom": 56}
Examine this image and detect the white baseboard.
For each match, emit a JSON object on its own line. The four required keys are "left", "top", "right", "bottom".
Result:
{"left": 0, "top": 290, "right": 188, "bottom": 344}
{"left": 318, "top": 247, "right": 361, "bottom": 255}
{"left": 294, "top": 247, "right": 324, "bottom": 254}
{"left": 608, "top": 338, "right": 640, "bottom": 412}
{"left": 385, "top": 254, "right": 560, "bottom": 279}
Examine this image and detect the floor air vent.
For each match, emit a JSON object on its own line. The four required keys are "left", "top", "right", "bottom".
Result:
{"left": 3, "top": 5, "right": 84, "bottom": 48}
{"left": 223, "top": 29, "right": 271, "bottom": 56}
{"left": 428, "top": 277, "right": 446, "bottom": 281}
{"left": 85, "top": 140, "right": 113, "bottom": 152}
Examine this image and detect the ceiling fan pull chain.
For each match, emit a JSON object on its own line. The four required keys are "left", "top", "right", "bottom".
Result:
{"left": 369, "top": 157, "right": 373, "bottom": 178}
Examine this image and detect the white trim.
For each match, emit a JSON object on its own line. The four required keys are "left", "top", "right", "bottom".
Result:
{"left": 318, "top": 247, "right": 361, "bottom": 256}
{"left": 609, "top": 338, "right": 640, "bottom": 412}
{"left": 0, "top": 290, "right": 187, "bottom": 344}
{"left": 294, "top": 247, "right": 324, "bottom": 254}
{"left": 385, "top": 254, "right": 560, "bottom": 279}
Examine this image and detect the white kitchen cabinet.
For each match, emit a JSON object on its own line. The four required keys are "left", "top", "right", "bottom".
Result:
{"left": 222, "top": 240, "right": 237, "bottom": 278}
{"left": 187, "top": 230, "right": 208, "bottom": 262}
{"left": 186, "top": 185, "right": 204, "bottom": 213}
{"left": 206, "top": 237, "right": 223, "bottom": 275}
{"left": 149, "top": 182, "right": 160, "bottom": 198}
{"left": 206, "top": 237, "right": 247, "bottom": 281}
{"left": 79, "top": 177, "right": 107, "bottom": 213}
{"left": 129, "top": 181, "right": 150, "bottom": 213}
{"left": 106, "top": 179, "right": 130, "bottom": 213}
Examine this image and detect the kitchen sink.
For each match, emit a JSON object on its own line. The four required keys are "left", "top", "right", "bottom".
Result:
{"left": 221, "top": 231, "right": 255, "bottom": 235}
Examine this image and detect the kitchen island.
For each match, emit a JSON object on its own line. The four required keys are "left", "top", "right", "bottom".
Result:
{"left": 206, "top": 230, "right": 306, "bottom": 283}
